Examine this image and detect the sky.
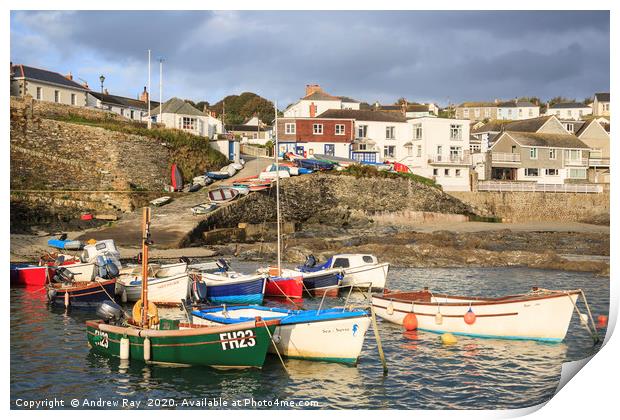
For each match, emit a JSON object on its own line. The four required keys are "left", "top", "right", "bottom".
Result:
{"left": 10, "top": 10, "right": 610, "bottom": 108}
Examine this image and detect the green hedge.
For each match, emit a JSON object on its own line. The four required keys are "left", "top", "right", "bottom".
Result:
{"left": 332, "top": 164, "right": 441, "bottom": 189}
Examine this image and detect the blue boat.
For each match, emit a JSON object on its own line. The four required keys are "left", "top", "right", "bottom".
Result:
{"left": 47, "top": 279, "right": 117, "bottom": 308}
{"left": 191, "top": 273, "right": 267, "bottom": 304}
{"left": 206, "top": 171, "right": 230, "bottom": 180}
{"left": 293, "top": 158, "right": 334, "bottom": 171}
{"left": 47, "top": 238, "right": 84, "bottom": 250}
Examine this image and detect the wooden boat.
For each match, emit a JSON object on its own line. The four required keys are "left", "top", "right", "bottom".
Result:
{"left": 208, "top": 187, "right": 239, "bottom": 203}
{"left": 265, "top": 276, "right": 304, "bottom": 299}
{"left": 205, "top": 170, "right": 230, "bottom": 180}
{"left": 47, "top": 279, "right": 116, "bottom": 308}
{"left": 150, "top": 196, "right": 171, "bottom": 207}
{"left": 191, "top": 272, "right": 267, "bottom": 304}
{"left": 86, "top": 207, "right": 279, "bottom": 370}
{"left": 11, "top": 265, "right": 50, "bottom": 288}
{"left": 372, "top": 288, "right": 583, "bottom": 342}
{"left": 298, "top": 254, "right": 389, "bottom": 291}
{"left": 118, "top": 273, "right": 190, "bottom": 304}
{"left": 192, "top": 305, "right": 371, "bottom": 364}
{"left": 191, "top": 202, "right": 217, "bottom": 215}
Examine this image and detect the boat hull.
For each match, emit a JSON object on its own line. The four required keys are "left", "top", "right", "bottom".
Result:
{"left": 11, "top": 266, "right": 49, "bottom": 288}
{"left": 301, "top": 270, "right": 341, "bottom": 297}
{"left": 121, "top": 274, "right": 190, "bottom": 304}
{"left": 48, "top": 280, "right": 116, "bottom": 307}
{"left": 341, "top": 263, "right": 389, "bottom": 291}
{"left": 86, "top": 319, "right": 277, "bottom": 369}
{"left": 60, "top": 262, "right": 96, "bottom": 283}
{"left": 265, "top": 277, "right": 303, "bottom": 299}
{"left": 202, "top": 277, "right": 266, "bottom": 304}
{"left": 372, "top": 290, "right": 580, "bottom": 342}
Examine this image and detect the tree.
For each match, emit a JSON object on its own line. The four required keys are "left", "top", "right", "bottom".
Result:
{"left": 211, "top": 92, "right": 275, "bottom": 125}
{"left": 395, "top": 97, "right": 408, "bottom": 105}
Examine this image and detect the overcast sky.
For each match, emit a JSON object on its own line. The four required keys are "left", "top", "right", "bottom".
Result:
{"left": 10, "top": 10, "right": 609, "bottom": 108}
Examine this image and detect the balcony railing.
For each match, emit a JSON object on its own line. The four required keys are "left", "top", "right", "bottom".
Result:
{"left": 428, "top": 154, "right": 471, "bottom": 165}
{"left": 477, "top": 181, "right": 603, "bottom": 193}
{"left": 564, "top": 158, "right": 589, "bottom": 166}
{"left": 491, "top": 152, "right": 521, "bottom": 162}
{"left": 588, "top": 158, "right": 610, "bottom": 167}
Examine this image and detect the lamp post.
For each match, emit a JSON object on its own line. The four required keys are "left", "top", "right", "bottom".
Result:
{"left": 99, "top": 75, "right": 105, "bottom": 94}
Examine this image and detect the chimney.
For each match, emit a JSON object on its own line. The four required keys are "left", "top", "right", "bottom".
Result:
{"left": 65, "top": 72, "right": 73, "bottom": 81}
{"left": 104, "top": 88, "right": 109, "bottom": 95}
{"left": 82, "top": 81, "right": 89, "bottom": 89}
{"left": 140, "top": 86, "right": 149, "bottom": 103}
{"left": 401, "top": 100, "right": 408, "bottom": 115}
{"left": 203, "top": 104, "right": 209, "bottom": 113}
{"left": 210, "top": 111, "right": 217, "bottom": 118}
{"left": 309, "top": 102, "right": 317, "bottom": 118}
{"left": 305, "top": 84, "right": 323, "bottom": 97}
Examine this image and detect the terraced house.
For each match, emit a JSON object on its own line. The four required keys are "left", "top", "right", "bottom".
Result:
{"left": 455, "top": 102, "right": 498, "bottom": 121}
{"left": 10, "top": 63, "right": 89, "bottom": 107}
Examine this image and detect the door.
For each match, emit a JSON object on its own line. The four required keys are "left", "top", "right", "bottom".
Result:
{"left": 295, "top": 145, "right": 305, "bottom": 155}
{"left": 324, "top": 144, "right": 335, "bottom": 156}
{"left": 228, "top": 141, "right": 235, "bottom": 161}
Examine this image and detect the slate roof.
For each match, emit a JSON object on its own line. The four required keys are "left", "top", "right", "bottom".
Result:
{"left": 303, "top": 91, "right": 340, "bottom": 101}
{"left": 497, "top": 101, "right": 539, "bottom": 108}
{"left": 594, "top": 92, "right": 610, "bottom": 102}
{"left": 458, "top": 102, "right": 496, "bottom": 108}
{"left": 89, "top": 91, "right": 158, "bottom": 111}
{"left": 378, "top": 103, "right": 430, "bottom": 112}
{"left": 12, "top": 64, "right": 87, "bottom": 91}
{"left": 505, "top": 132, "right": 590, "bottom": 149}
{"left": 471, "top": 120, "right": 513, "bottom": 134}
{"left": 150, "top": 97, "right": 206, "bottom": 116}
{"left": 501, "top": 116, "right": 554, "bottom": 133}
{"left": 339, "top": 96, "right": 360, "bottom": 103}
{"left": 226, "top": 124, "right": 272, "bottom": 132}
{"left": 317, "top": 109, "right": 408, "bottom": 122}
{"left": 548, "top": 102, "right": 590, "bottom": 109}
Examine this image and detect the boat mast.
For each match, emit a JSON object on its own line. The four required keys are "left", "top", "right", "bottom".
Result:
{"left": 274, "top": 101, "right": 281, "bottom": 273}
{"left": 140, "top": 207, "right": 151, "bottom": 327}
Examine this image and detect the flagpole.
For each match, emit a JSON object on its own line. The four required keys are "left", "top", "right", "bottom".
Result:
{"left": 147, "top": 49, "right": 152, "bottom": 129}
{"left": 159, "top": 57, "right": 164, "bottom": 123}
{"left": 275, "top": 101, "right": 281, "bottom": 274}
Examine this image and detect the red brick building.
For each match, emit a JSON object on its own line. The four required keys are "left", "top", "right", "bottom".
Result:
{"left": 276, "top": 117, "right": 354, "bottom": 157}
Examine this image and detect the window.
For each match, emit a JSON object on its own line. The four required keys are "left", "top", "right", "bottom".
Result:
{"left": 511, "top": 145, "right": 517, "bottom": 153}
{"left": 463, "top": 109, "right": 469, "bottom": 118}
{"left": 568, "top": 168, "right": 587, "bottom": 179}
{"left": 455, "top": 169, "right": 461, "bottom": 177}
{"left": 449, "top": 146, "right": 462, "bottom": 161}
{"left": 357, "top": 125, "right": 368, "bottom": 138}
{"left": 71, "top": 93, "right": 76, "bottom": 106}
{"left": 545, "top": 169, "right": 559, "bottom": 176}
{"left": 529, "top": 148, "right": 538, "bottom": 159}
{"left": 529, "top": 108, "right": 534, "bottom": 117}
{"left": 285, "top": 123, "right": 296, "bottom": 135}
{"left": 474, "top": 108, "right": 480, "bottom": 118}
{"left": 130, "top": 110, "right": 135, "bottom": 119}
{"left": 444, "top": 169, "right": 450, "bottom": 176}
{"left": 567, "top": 110, "right": 572, "bottom": 117}
{"left": 416, "top": 145, "right": 422, "bottom": 157}
{"left": 36, "top": 87, "right": 42, "bottom": 100}
{"left": 362, "top": 255, "right": 374, "bottom": 263}
{"left": 324, "top": 144, "right": 335, "bottom": 156}
{"left": 450, "top": 124, "right": 462, "bottom": 140}
{"left": 335, "top": 124, "right": 345, "bottom": 135}
{"left": 565, "top": 123, "right": 574, "bottom": 133}
{"left": 54, "top": 90, "right": 60, "bottom": 103}
{"left": 549, "top": 149, "right": 557, "bottom": 159}
{"left": 564, "top": 149, "right": 582, "bottom": 162}
{"left": 433, "top": 169, "right": 439, "bottom": 176}
{"left": 333, "top": 258, "right": 350, "bottom": 268}
{"left": 525, "top": 168, "right": 539, "bottom": 177}
{"left": 182, "top": 117, "right": 196, "bottom": 130}
{"left": 313, "top": 124, "right": 323, "bottom": 135}
{"left": 412, "top": 124, "right": 423, "bottom": 140}
{"left": 518, "top": 109, "right": 523, "bottom": 117}
{"left": 384, "top": 145, "right": 395, "bottom": 158}
{"left": 386, "top": 126, "right": 395, "bottom": 139}
{"left": 484, "top": 108, "right": 490, "bottom": 118}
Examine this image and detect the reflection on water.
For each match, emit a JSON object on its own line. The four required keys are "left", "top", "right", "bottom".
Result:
{"left": 10, "top": 266, "right": 608, "bottom": 409}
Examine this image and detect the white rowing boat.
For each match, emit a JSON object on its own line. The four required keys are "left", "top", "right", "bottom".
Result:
{"left": 117, "top": 273, "right": 190, "bottom": 304}
{"left": 372, "top": 288, "right": 583, "bottom": 342}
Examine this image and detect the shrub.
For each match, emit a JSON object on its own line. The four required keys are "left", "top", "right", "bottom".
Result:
{"left": 333, "top": 164, "right": 441, "bottom": 189}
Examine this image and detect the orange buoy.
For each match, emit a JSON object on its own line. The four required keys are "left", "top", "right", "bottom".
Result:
{"left": 403, "top": 313, "right": 418, "bottom": 331}
{"left": 464, "top": 308, "right": 476, "bottom": 325}
{"left": 597, "top": 315, "right": 608, "bottom": 328}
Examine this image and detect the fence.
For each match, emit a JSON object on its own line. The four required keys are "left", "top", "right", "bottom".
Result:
{"left": 240, "top": 144, "right": 272, "bottom": 158}
{"left": 477, "top": 181, "right": 603, "bottom": 193}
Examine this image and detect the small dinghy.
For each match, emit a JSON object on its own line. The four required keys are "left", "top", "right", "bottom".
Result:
{"left": 192, "top": 202, "right": 217, "bottom": 215}
{"left": 150, "top": 196, "right": 172, "bottom": 207}
{"left": 265, "top": 276, "right": 304, "bottom": 299}
{"left": 171, "top": 163, "right": 184, "bottom": 191}
{"left": 47, "top": 277, "right": 116, "bottom": 308}
{"left": 117, "top": 273, "right": 190, "bottom": 304}
{"left": 208, "top": 187, "right": 239, "bottom": 203}
{"left": 192, "top": 305, "right": 371, "bottom": 364}
{"left": 231, "top": 163, "right": 244, "bottom": 171}
{"left": 259, "top": 170, "right": 290, "bottom": 181}
{"left": 191, "top": 271, "right": 267, "bottom": 305}
{"left": 47, "top": 238, "right": 84, "bottom": 250}
{"left": 188, "top": 183, "right": 203, "bottom": 192}
{"left": 293, "top": 158, "right": 334, "bottom": 171}
{"left": 372, "top": 288, "right": 593, "bottom": 342}
{"left": 229, "top": 185, "right": 250, "bottom": 195}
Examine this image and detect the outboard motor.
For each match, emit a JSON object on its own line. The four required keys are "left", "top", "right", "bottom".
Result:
{"left": 96, "top": 300, "right": 124, "bottom": 324}
{"left": 304, "top": 255, "right": 317, "bottom": 269}
{"left": 103, "top": 262, "right": 119, "bottom": 279}
{"left": 215, "top": 259, "right": 230, "bottom": 273}
{"left": 53, "top": 266, "right": 74, "bottom": 284}
{"left": 190, "top": 274, "right": 208, "bottom": 304}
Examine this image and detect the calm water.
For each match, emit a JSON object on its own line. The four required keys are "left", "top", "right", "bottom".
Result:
{"left": 10, "top": 265, "right": 608, "bottom": 410}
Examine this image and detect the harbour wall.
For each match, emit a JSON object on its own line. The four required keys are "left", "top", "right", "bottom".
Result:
{"left": 449, "top": 191, "right": 610, "bottom": 224}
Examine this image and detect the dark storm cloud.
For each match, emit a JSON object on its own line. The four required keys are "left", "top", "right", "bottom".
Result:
{"left": 10, "top": 10, "right": 609, "bottom": 106}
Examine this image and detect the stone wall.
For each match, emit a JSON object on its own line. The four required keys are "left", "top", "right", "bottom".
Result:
{"left": 449, "top": 191, "right": 610, "bottom": 223}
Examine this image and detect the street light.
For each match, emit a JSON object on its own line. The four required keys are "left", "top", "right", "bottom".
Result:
{"left": 99, "top": 75, "right": 105, "bottom": 94}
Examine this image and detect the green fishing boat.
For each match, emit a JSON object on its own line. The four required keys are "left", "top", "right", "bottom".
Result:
{"left": 85, "top": 207, "right": 279, "bottom": 369}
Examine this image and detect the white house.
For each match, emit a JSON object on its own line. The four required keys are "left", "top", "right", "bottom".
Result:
{"left": 592, "top": 93, "right": 610, "bottom": 116}
{"left": 87, "top": 87, "right": 159, "bottom": 121}
{"left": 496, "top": 100, "right": 540, "bottom": 120}
{"left": 149, "top": 97, "right": 223, "bottom": 139}
{"left": 10, "top": 63, "right": 89, "bottom": 107}
{"left": 545, "top": 102, "right": 592, "bottom": 120}
{"left": 284, "top": 85, "right": 360, "bottom": 118}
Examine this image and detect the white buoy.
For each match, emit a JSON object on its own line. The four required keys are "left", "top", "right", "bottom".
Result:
{"left": 435, "top": 312, "right": 443, "bottom": 325}
{"left": 580, "top": 313, "right": 589, "bottom": 325}
{"left": 143, "top": 337, "right": 151, "bottom": 361}
{"left": 386, "top": 302, "right": 394, "bottom": 315}
{"left": 121, "top": 289, "right": 127, "bottom": 303}
{"left": 64, "top": 291, "right": 70, "bottom": 308}
{"left": 120, "top": 337, "right": 130, "bottom": 360}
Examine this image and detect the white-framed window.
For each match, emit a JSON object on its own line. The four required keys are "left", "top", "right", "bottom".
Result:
{"left": 36, "top": 87, "right": 42, "bottom": 100}
{"left": 525, "top": 168, "right": 539, "bottom": 177}
{"left": 386, "top": 126, "right": 395, "bottom": 139}
{"left": 182, "top": 117, "right": 196, "bottom": 130}
{"left": 455, "top": 169, "right": 462, "bottom": 177}
{"left": 285, "top": 123, "right": 296, "bottom": 135}
{"left": 565, "top": 123, "right": 574, "bottom": 133}
{"left": 357, "top": 125, "right": 368, "bottom": 138}
{"left": 545, "top": 169, "right": 559, "bottom": 176}
{"left": 484, "top": 108, "right": 490, "bottom": 118}
{"left": 407, "top": 146, "right": 413, "bottom": 157}
{"left": 463, "top": 109, "right": 469, "bottom": 118}
{"left": 568, "top": 168, "right": 587, "bottom": 179}
{"left": 71, "top": 93, "right": 76, "bottom": 106}
{"left": 449, "top": 146, "right": 463, "bottom": 161}
{"left": 529, "top": 148, "right": 538, "bottom": 159}
{"left": 313, "top": 124, "right": 323, "bottom": 135}
{"left": 416, "top": 145, "right": 422, "bottom": 157}
{"left": 335, "top": 124, "right": 345, "bottom": 135}
{"left": 474, "top": 108, "right": 480, "bottom": 118}
{"left": 549, "top": 149, "right": 557, "bottom": 159}
{"left": 412, "top": 124, "right": 423, "bottom": 140}
{"left": 450, "top": 124, "right": 462, "bottom": 140}
{"left": 384, "top": 145, "right": 395, "bottom": 158}
{"left": 564, "top": 149, "right": 583, "bottom": 161}
{"left": 54, "top": 90, "right": 60, "bottom": 103}
{"left": 567, "top": 110, "right": 572, "bottom": 117}
{"left": 444, "top": 168, "right": 450, "bottom": 176}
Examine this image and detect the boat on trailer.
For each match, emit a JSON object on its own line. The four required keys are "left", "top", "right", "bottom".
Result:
{"left": 192, "top": 305, "right": 371, "bottom": 364}
{"left": 372, "top": 287, "right": 588, "bottom": 342}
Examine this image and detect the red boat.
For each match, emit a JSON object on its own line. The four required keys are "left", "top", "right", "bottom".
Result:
{"left": 11, "top": 265, "right": 50, "bottom": 289}
{"left": 265, "top": 276, "right": 303, "bottom": 299}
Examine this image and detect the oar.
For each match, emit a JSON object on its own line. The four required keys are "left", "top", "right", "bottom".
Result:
{"left": 370, "top": 305, "right": 388, "bottom": 375}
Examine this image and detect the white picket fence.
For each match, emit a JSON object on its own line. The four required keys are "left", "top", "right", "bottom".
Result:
{"left": 477, "top": 181, "right": 603, "bottom": 193}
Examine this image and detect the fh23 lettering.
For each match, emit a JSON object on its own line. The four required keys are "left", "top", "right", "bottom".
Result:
{"left": 220, "top": 330, "right": 255, "bottom": 350}
{"left": 94, "top": 330, "right": 109, "bottom": 348}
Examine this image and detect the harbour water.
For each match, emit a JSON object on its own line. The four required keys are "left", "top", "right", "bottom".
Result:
{"left": 10, "top": 266, "right": 608, "bottom": 410}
